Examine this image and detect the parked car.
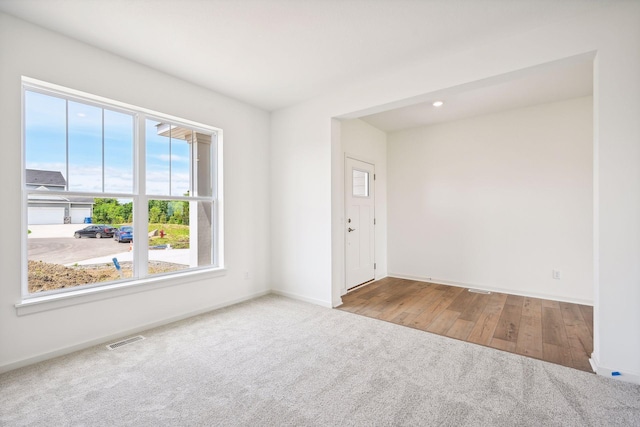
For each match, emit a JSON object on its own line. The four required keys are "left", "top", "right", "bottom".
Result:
{"left": 74, "top": 224, "right": 114, "bottom": 239}
{"left": 113, "top": 226, "right": 133, "bottom": 243}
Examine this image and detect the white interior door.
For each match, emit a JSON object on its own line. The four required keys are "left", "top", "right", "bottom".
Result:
{"left": 345, "top": 157, "right": 375, "bottom": 290}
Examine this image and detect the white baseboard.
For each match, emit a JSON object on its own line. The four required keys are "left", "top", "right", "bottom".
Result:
{"left": 387, "top": 272, "right": 594, "bottom": 306}
{"left": 270, "top": 289, "right": 333, "bottom": 308}
{"left": 0, "top": 289, "right": 271, "bottom": 374}
{"left": 589, "top": 353, "right": 640, "bottom": 385}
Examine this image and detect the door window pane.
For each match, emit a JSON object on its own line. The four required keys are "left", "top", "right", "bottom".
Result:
{"left": 353, "top": 169, "right": 369, "bottom": 197}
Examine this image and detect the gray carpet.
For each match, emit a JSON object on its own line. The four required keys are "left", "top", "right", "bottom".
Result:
{"left": 1, "top": 295, "right": 639, "bottom": 426}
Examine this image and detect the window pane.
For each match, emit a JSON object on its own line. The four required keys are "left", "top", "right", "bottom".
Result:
{"left": 148, "top": 199, "right": 190, "bottom": 275}
{"left": 104, "top": 110, "right": 134, "bottom": 193}
{"left": 25, "top": 91, "right": 67, "bottom": 189}
{"left": 196, "top": 134, "right": 212, "bottom": 197}
{"left": 171, "top": 130, "right": 190, "bottom": 196}
{"left": 146, "top": 119, "right": 170, "bottom": 195}
{"left": 146, "top": 122, "right": 212, "bottom": 197}
{"left": 194, "top": 201, "right": 213, "bottom": 267}
{"left": 27, "top": 198, "right": 134, "bottom": 293}
{"left": 353, "top": 169, "right": 369, "bottom": 197}
{"left": 68, "top": 101, "right": 102, "bottom": 192}
{"left": 146, "top": 121, "right": 195, "bottom": 196}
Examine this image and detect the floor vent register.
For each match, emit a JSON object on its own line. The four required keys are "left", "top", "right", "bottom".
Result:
{"left": 106, "top": 335, "right": 145, "bottom": 350}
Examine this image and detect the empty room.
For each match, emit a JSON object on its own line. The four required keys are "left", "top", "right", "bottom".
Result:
{"left": 1, "top": 1, "right": 640, "bottom": 425}
{"left": 338, "top": 57, "right": 595, "bottom": 371}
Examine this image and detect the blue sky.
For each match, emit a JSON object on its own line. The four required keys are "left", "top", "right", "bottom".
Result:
{"left": 145, "top": 119, "right": 190, "bottom": 196}
{"left": 25, "top": 90, "right": 190, "bottom": 195}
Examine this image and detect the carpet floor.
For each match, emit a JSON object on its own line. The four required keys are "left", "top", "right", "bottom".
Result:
{"left": 1, "top": 295, "right": 639, "bottom": 426}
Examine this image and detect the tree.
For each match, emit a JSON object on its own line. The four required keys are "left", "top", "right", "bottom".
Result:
{"left": 149, "top": 205, "right": 166, "bottom": 224}
{"left": 92, "top": 198, "right": 119, "bottom": 224}
{"left": 91, "top": 198, "right": 132, "bottom": 225}
{"left": 168, "top": 201, "right": 186, "bottom": 224}
{"left": 122, "top": 201, "right": 133, "bottom": 223}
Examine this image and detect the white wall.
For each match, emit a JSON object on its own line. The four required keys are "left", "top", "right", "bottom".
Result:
{"left": 0, "top": 13, "right": 270, "bottom": 371}
{"left": 270, "top": 103, "right": 334, "bottom": 306}
{"left": 340, "top": 119, "right": 388, "bottom": 289}
{"left": 271, "top": 3, "right": 640, "bottom": 382}
{"left": 387, "top": 97, "right": 593, "bottom": 303}
{"left": 270, "top": 115, "right": 387, "bottom": 306}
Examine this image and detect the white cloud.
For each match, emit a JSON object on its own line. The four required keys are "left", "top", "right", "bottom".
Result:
{"left": 27, "top": 162, "right": 190, "bottom": 196}
{"left": 27, "top": 162, "right": 134, "bottom": 193}
{"left": 146, "top": 169, "right": 190, "bottom": 196}
{"left": 154, "top": 154, "right": 189, "bottom": 163}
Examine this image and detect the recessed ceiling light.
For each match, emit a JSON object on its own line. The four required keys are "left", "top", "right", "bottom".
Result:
{"left": 432, "top": 101, "right": 444, "bottom": 107}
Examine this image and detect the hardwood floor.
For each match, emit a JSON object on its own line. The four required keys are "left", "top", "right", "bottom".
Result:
{"left": 338, "top": 277, "right": 594, "bottom": 372}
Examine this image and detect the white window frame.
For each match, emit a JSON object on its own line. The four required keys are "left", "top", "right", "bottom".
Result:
{"left": 19, "top": 77, "right": 224, "bottom": 311}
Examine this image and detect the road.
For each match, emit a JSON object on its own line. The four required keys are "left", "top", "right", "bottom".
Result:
{"left": 28, "top": 237, "right": 129, "bottom": 264}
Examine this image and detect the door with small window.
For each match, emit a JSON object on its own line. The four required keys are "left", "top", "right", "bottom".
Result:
{"left": 345, "top": 157, "right": 375, "bottom": 290}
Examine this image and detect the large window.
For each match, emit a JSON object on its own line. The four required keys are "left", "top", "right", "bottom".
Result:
{"left": 23, "top": 79, "right": 221, "bottom": 297}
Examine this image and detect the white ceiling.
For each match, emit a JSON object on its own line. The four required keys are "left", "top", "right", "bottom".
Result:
{"left": 0, "top": 0, "right": 610, "bottom": 112}
{"left": 359, "top": 55, "right": 594, "bottom": 132}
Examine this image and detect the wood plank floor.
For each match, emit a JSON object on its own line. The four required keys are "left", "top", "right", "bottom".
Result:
{"left": 338, "top": 277, "right": 594, "bottom": 372}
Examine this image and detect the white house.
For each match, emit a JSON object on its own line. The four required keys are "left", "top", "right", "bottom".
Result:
{"left": 26, "top": 169, "right": 93, "bottom": 224}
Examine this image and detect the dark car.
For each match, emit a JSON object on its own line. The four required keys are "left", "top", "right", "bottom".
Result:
{"left": 113, "top": 226, "right": 133, "bottom": 243}
{"left": 74, "top": 224, "right": 114, "bottom": 239}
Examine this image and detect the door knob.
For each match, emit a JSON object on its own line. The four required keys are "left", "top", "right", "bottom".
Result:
{"left": 348, "top": 227, "right": 356, "bottom": 232}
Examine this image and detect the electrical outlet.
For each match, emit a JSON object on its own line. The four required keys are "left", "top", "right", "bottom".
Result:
{"left": 244, "top": 271, "right": 250, "bottom": 280}
{"left": 552, "top": 269, "right": 561, "bottom": 280}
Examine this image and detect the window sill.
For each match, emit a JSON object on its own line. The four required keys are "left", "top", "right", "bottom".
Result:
{"left": 15, "top": 267, "right": 227, "bottom": 316}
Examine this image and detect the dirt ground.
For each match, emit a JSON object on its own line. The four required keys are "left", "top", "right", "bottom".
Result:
{"left": 28, "top": 260, "right": 186, "bottom": 293}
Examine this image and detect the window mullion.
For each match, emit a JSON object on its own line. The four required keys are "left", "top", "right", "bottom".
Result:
{"left": 101, "top": 108, "right": 105, "bottom": 193}
{"left": 21, "top": 86, "right": 28, "bottom": 298}
{"left": 189, "top": 137, "right": 197, "bottom": 266}
{"left": 169, "top": 128, "right": 172, "bottom": 196}
{"left": 134, "top": 114, "right": 148, "bottom": 278}
{"left": 65, "top": 100, "right": 69, "bottom": 191}
{"left": 213, "top": 131, "right": 222, "bottom": 267}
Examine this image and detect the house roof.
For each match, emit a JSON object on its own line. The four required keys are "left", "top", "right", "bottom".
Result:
{"left": 26, "top": 169, "right": 66, "bottom": 187}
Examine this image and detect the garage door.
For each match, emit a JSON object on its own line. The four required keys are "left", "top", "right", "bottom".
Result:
{"left": 28, "top": 207, "right": 65, "bottom": 225}
{"left": 70, "top": 207, "right": 91, "bottom": 224}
